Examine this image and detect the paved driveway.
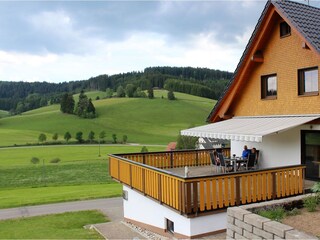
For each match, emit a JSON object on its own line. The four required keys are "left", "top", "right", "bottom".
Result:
{"left": 0, "top": 198, "right": 123, "bottom": 221}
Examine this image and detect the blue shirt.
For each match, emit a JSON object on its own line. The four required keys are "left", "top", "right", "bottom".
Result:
{"left": 242, "top": 149, "right": 251, "bottom": 159}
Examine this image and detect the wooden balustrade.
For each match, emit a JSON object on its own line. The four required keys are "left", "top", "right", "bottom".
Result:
{"left": 109, "top": 151, "right": 305, "bottom": 216}
{"left": 118, "top": 148, "right": 230, "bottom": 169}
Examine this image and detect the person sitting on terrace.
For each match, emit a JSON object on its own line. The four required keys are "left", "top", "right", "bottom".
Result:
{"left": 241, "top": 145, "right": 251, "bottom": 159}
{"left": 213, "top": 150, "right": 221, "bottom": 166}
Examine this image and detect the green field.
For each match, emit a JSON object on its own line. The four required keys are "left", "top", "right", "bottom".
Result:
{"left": 0, "top": 145, "right": 165, "bottom": 208}
{"left": 0, "top": 210, "right": 106, "bottom": 239}
{"left": 0, "top": 90, "right": 214, "bottom": 146}
{"left": 0, "top": 109, "right": 9, "bottom": 118}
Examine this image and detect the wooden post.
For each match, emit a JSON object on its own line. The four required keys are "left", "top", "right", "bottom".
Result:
{"left": 193, "top": 182, "right": 198, "bottom": 214}
{"left": 158, "top": 174, "right": 162, "bottom": 204}
{"left": 170, "top": 152, "right": 173, "bottom": 168}
{"left": 235, "top": 176, "right": 241, "bottom": 206}
{"left": 272, "top": 172, "right": 277, "bottom": 199}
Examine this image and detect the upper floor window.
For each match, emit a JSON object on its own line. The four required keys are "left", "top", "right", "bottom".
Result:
{"left": 261, "top": 74, "right": 277, "bottom": 99}
{"left": 298, "top": 67, "right": 319, "bottom": 96}
{"left": 280, "top": 22, "right": 291, "bottom": 37}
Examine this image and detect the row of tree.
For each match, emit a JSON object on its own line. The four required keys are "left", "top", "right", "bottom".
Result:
{"left": 38, "top": 131, "right": 128, "bottom": 144}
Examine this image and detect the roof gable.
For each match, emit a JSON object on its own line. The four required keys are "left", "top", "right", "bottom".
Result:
{"left": 207, "top": 0, "right": 320, "bottom": 123}
{"left": 273, "top": 0, "right": 320, "bottom": 53}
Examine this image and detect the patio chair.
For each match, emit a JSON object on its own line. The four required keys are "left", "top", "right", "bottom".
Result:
{"left": 245, "top": 153, "right": 257, "bottom": 170}
{"left": 209, "top": 152, "right": 217, "bottom": 172}
{"left": 219, "top": 153, "right": 233, "bottom": 173}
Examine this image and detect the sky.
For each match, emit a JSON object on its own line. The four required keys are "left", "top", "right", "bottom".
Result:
{"left": 0, "top": 0, "right": 318, "bottom": 83}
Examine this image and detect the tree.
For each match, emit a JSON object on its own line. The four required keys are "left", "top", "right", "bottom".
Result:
{"left": 122, "top": 135, "right": 128, "bottom": 144}
{"left": 52, "top": 133, "right": 58, "bottom": 141}
{"left": 38, "top": 133, "right": 47, "bottom": 143}
{"left": 116, "top": 86, "right": 126, "bottom": 98}
{"left": 64, "top": 132, "right": 71, "bottom": 143}
{"left": 125, "top": 84, "right": 135, "bottom": 98}
{"left": 75, "top": 131, "right": 83, "bottom": 143}
{"left": 75, "top": 91, "right": 96, "bottom": 118}
{"left": 99, "top": 130, "right": 106, "bottom": 143}
{"left": 141, "top": 146, "right": 148, "bottom": 153}
{"left": 112, "top": 133, "right": 117, "bottom": 143}
{"left": 105, "top": 88, "right": 114, "bottom": 98}
{"left": 60, "top": 93, "right": 75, "bottom": 114}
{"left": 88, "top": 131, "right": 95, "bottom": 143}
{"left": 86, "top": 98, "right": 96, "bottom": 118}
{"left": 75, "top": 90, "right": 88, "bottom": 117}
{"left": 133, "top": 87, "right": 146, "bottom": 98}
{"left": 148, "top": 88, "right": 154, "bottom": 99}
{"left": 167, "top": 90, "right": 176, "bottom": 100}
{"left": 176, "top": 134, "right": 198, "bottom": 150}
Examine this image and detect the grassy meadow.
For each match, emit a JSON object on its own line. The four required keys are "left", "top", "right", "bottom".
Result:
{"left": 0, "top": 90, "right": 215, "bottom": 146}
{"left": 0, "top": 145, "right": 165, "bottom": 208}
{"left": 0, "top": 210, "right": 106, "bottom": 239}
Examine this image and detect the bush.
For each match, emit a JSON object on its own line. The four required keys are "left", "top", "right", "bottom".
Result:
{"left": 141, "top": 146, "right": 148, "bottom": 153}
{"left": 50, "top": 158, "right": 61, "bottom": 164}
{"left": 257, "top": 206, "right": 286, "bottom": 222}
{"left": 30, "top": 157, "right": 40, "bottom": 164}
{"left": 303, "top": 196, "right": 318, "bottom": 212}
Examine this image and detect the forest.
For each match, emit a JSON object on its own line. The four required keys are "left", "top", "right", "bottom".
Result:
{"left": 0, "top": 66, "right": 232, "bottom": 114}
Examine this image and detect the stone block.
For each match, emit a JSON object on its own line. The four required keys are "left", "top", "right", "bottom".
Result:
{"left": 227, "top": 223, "right": 243, "bottom": 235}
{"left": 263, "top": 221, "right": 293, "bottom": 238}
{"left": 228, "top": 207, "right": 251, "bottom": 221}
{"left": 253, "top": 226, "right": 273, "bottom": 239}
{"left": 234, "top": 232, "right": 249, "bottom": 240}
{"left": 235, "top": 219, "right": 253, "bottom": 233}
{"left": 243, "top": 230, "right": 262, "bottom": 240}
{"left": 285, "top": 229, "right": 318, "bottom": 239}
{"left": 226, "top": 228, "right": 234, "bottom": 238}
{"left": 227, "top": 215, "right": 235, "bottom": 224}
{"left": 244, "top": 213, "right": 271, "bottom": 229}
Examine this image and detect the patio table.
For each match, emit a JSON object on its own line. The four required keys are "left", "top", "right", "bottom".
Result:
{"left": 225, "top": 158, "right": 248, "bottom": 172}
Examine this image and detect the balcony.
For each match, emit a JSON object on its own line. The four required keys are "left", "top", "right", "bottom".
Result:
{"left": 109, "top": 148, "right": 305, "bottom": 217}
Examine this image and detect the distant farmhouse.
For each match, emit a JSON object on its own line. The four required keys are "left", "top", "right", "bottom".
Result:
{"left": 110, "top": 1, "right": 320, "bottom": 238}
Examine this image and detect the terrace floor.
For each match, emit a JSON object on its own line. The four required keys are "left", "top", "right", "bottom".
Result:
{"left": 166, "top": 165, "right": 317, "bottom": 191}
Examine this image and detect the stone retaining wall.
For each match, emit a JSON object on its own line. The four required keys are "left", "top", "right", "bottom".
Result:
{"left": 226, "top": 195, "right": 318, "bottom": 240}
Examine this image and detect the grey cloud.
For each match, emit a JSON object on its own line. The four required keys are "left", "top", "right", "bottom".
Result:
{"left": 0, "top": 1, "right": 267, "bottom": 55}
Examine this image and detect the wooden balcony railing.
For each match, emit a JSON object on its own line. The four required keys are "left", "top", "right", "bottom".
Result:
{"left": 109, "top": 149, "right": 305, "bottom": 217}
{"left": 117, "top": 148, "right": 231, "bottom": 169}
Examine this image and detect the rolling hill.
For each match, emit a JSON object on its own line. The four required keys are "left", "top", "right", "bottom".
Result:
{"left": 0, "top": 90, "right": 215, "bottom": 146}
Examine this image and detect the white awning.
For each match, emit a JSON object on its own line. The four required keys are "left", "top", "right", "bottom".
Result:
{"left": 181, "top": 115, "right": 320, "bottom": 143}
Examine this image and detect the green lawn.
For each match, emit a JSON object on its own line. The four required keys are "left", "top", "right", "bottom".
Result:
{"left": 0, "top": 145, "right": 164, "bottom": 208}
{"left": 0, "top": 144, "right": 165, "bottom": 167}
{"left": 0, "top": 210, "right": 106, "bottom": 239}
{"left": 0, "top": 90, "right": 214, "bottom": 146}
{"left": 0, "top": 109, "right": 9, "bottom": 118}
{"left": 0, "top": 183, "right": 122, "bottom": 209}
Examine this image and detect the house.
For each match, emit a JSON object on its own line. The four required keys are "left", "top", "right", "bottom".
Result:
{"left": 197, "top": 137, "right": 230, "bottom": 149}
{"left": 109, "top": 1, "right": 319, "bottom": 238}
{"left": 182, "top": 0, "right": 320, "bottom": 181}
{"left": 166, "top": 142, "right": 177, "bottom": 151}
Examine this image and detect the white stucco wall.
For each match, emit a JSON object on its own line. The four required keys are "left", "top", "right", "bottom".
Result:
{"left": 123, "top": 186, "right": 227, "bottom": 237}
{"left": 230, "top": 124, "right": 320, "bottom": 169}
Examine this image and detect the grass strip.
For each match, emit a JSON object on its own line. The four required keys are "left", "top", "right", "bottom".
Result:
{"left": 0, "top": 210, "right": 107, "bottom": 239}
{"left": 0, "top": 183, "right": 122, "bottom": 209}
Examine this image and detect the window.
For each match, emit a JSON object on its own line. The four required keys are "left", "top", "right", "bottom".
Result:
{"left": 166, "top": 218, "right": 174, "bottom": 233}
{"left": 280, "top": 22, "right": 291, "bottom": 37}
{"left": 261, "top": 74, "right": 277, "bottom": 99}
{"left": 298, "top": 67, "right": 319, "bottom": 95}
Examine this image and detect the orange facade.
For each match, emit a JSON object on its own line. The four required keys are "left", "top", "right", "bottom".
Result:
{"left": 227, "top": 13, "right": 320, "bottom": 117}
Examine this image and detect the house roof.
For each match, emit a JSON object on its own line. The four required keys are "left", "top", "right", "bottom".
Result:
{"left": 207, "top": 0, "right": 320, "bottom": 123}
{"left": 182, "top": 115, "right": 320, "bottom": 143}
